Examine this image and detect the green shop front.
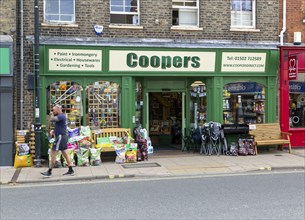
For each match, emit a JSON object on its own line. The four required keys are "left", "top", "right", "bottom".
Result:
{"left": 39, "top": 45, "right": 278, "bottom": 155}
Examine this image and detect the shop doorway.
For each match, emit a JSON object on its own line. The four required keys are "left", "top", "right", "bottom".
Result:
{"left": 148, "top": 92, "right": 184, "bottom": 151}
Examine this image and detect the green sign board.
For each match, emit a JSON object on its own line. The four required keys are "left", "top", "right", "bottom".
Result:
{"left": 0, "top": 48, "right": 10, "bottom": 75}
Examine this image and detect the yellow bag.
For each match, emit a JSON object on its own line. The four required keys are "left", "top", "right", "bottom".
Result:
{"left": 14, "top": 153, "right": 33, "bottom": 168}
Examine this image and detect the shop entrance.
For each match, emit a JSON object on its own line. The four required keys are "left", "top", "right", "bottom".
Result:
{"left": 148, "top": 92, "right": 183, "bottom": 150}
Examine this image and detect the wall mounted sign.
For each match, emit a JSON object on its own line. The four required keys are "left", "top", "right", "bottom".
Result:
{"left": 288, "top": 55, "right": 298, "bottom": 80}
{"left": 224, "top": 82, "right": 263, "bottom": 94}
{"left": 289, "top": 81, "right": 305, "bottom": 93}
{"left": 0, "top": 47, "right": 10, "bottom": 75}
{"left": 221, "top": 52, "right": 266, "bottom": 72}
{"left": 109, "top": 50, "right": 216, "bottom": 72}
{"left": 48, "top": 49, "right": 102, "bottom": 71}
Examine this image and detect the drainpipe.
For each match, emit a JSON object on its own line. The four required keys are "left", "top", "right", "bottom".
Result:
{"left": 34, "top": 0, "right": 42, "bottom": 167}
{"left": 20, "top": 0, "right": 24, "bottom": 129}
{"left": 279, "top": 0, "right": 286, "bottom": 45}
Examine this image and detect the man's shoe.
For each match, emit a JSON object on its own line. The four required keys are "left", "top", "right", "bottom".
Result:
{"left": 63, "top": 170, "right": 74, "bottom": 176}
{"left": 41, "top": 170, "right": 52, "bottom": 177}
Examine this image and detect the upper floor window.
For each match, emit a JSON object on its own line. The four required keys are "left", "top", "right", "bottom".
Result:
{"left": 231, "top": 0, "right": 255, "bottom": 28}
{"left": 172, "top": 0, "right": 199, "bottom": 26}
{"left": 44, "top": 0, "right": 75, "bottom": 23}
{"left": 110, "top": 0, "right": 140, "bottom": 25}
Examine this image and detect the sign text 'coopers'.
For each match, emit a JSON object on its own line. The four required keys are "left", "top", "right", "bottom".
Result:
{"left": 109, "top": 50, "right": 216, "bottom": 72}
{"left": 126, "top": 53, "right": 200, "bottom": 69}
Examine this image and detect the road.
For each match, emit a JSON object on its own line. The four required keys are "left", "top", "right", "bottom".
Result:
{"left": 1, "top": 171, "right": 304, "bottom": 220}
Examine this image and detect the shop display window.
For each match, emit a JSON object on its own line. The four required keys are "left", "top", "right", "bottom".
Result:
{"left": 86, "top": 81, "right": 120, "bottom": 130}
{"left": 135, "top": 81, "right": 143, "bottom": 125}
{"left": 47, "top": 81, "right": 83, "bottom": 130}
{"left": 289, "top": 74, "right": 305, "bottom": 128}
{"left": 223, "top": 82, "right": 265, "bottom": 124}
{"left": 190, "top": 81, "right": 207, "bottom": 128}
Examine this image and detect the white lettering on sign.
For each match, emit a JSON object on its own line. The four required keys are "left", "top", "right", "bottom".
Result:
{"left": 109, "top": 50, "right": 216, "bottom": 72}
{"left": 49, "top": 49, "right": 102, "bottom": 71}
{"left": 221, "top": 52, "right": 266, "bottom": 72}
{"left": 288, "top": 55, "right": 298, "bottom": 80}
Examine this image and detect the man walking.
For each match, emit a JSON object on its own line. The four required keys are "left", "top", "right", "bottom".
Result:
{"left": 41, "top": 105, "right": 74, "bottom": 177}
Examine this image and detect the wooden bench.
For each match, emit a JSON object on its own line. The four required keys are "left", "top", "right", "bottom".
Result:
{"left": 249, "top": 123, "right": 292, "bottom": 155}
{"left": 91, "top": 128, "right": 131, "bottom": 152}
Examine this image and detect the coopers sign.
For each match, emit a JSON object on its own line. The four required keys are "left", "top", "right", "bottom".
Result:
{"left": 109, "top": 50, "right": 216, "bottom": 72}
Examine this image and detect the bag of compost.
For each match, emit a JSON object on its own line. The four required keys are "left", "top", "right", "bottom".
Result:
{"left": 76, "top": 147, "right": 89, "bottom": 166}
{"left": 89, "top": 148, "right": 102, "bottom": 166}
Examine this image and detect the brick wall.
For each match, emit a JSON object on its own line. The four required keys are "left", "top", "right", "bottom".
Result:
{"left": 279, "top": 0, "right": 305, "bottom": 43}
{"left": 22, "top": 0, "right": 279, "bottom": 41}
{"left": 0, "top": 0, "right": 16, "bottom": 35}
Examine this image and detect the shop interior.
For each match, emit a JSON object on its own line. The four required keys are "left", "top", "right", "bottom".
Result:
{"left": 289, "top": 74, "right": 305, "bottom": 128}
{"left": 149, "top": 92, "right": 182, "bottom": 150}
{"left": 223, "top": 82, "right": 266, "bottom": 124}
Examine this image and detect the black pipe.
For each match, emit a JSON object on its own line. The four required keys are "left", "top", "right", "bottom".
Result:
{"left": 34, "top": 0, "right": 42, "bottom": 167}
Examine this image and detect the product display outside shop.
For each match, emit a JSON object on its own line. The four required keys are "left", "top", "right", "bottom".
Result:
{"left": 47, "top": 126, "right": 151, "bottom": 166}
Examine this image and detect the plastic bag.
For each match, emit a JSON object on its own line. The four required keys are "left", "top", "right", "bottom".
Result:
{"left": 76, "top": 147, "right": 89, "bottom": 166}
{"left": 14, "top": 154, "right": 33, "bottom": 168}
{"left": 89, "top": 148, "right": 101, "bottom": 166}
{"left": 68, "top": 127, "right": 80, "bottom": 138}
{"left": 80, "top": 126, "right": 91, "bottom": 137}
{"left": 125, "top": 149, "right": 137, "bottom": 163}
{"left": 17, "top": 143, "right": 30, "bottom": 156}
{"left": 115, "top": 145, "right": 126, "bottom": 163}
{"left": 97, "top": 137, "right": 112, "bottom": 148}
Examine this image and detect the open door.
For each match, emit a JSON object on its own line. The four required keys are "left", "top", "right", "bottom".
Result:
{"left": 147, "top": 92, "right": 183, "bottom": 150}
{"left": 181, "top": 92, "right": 186, "bottom": 151}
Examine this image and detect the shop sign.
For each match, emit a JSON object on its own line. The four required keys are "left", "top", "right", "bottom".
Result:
{"left": 48, "top": 49, "right": 102, "bottom": 71}
{"left": 221, "top": 52, "right": 266, "bottom": 72}
{"left": 109, "top": 50, "right": 216, "bottom": 72}
{"left": 225, "top": 82, "right": 263, "bottom": 94}
{"left": 288, "top": 55, "right": 298, "bottom": 80}
{"left": 289, "top": 82, "right": 305, "bottom": 93}
{"left": 0, "top": 47, "right": 10, "bottom": 75}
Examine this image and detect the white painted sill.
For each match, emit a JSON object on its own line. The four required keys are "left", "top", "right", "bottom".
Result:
{"left": 109, "top": 25, "right": 144, "bottom": 30}
{"left": 171, "top": 26, "right": 203, "bottom": 31}
{"left": 41, "top": 23, "right": 79, "bottom": 28}
{"left": 230, "top": 28, "right": 261, "bottom": 32}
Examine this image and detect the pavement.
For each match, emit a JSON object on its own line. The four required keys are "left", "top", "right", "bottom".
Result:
{"left": 1, "top": 148, "right": 304, "bottom": 185}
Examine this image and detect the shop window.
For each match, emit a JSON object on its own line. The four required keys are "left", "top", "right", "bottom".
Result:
{"left": 135, "top": 81, "right": 143, "bottom": 125}
{"left": 44, "top": 0, "right": 75, "bottom": 23}
{"left": 223, "top": 82, "right": 265, "bottom": 124}
{"left": 86, "top": 81, "right": 120, "bottom": 130}
{"left": 190, "top": 81, "right": 206, "bottom": 128}
{"left": 110, "top": 0, "right": 139, "bottom": 25}
{"left": 289, "top": 74, "right": 305, "bottom": 128}
{"left": 172, "top": 0, "right": 199, "bottom": 26}
{"left": 231, "top": 0, "right": 255, "bottom": 29}
{"left": 47, "top": 81, "right": 83, "bottom": 130}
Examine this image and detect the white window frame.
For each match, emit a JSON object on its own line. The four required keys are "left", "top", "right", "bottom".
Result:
{"left": 231, "top": 0, "right": 256, "bottom": 29}
{"left": 44, "top": 0, "right": 75, "bottom": 24}
{"left": 172, "top": 0, "right": 199, "bottom": 27}
{"left": 110, "top": 0, "right": 140, "bottom": 25}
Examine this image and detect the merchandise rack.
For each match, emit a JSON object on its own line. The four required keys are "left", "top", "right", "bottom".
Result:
{"left": 86, "top": 81, "right": 120, "bottom": 129}
{"left": 48, "top": 81, "right": 83, "bottom": 130}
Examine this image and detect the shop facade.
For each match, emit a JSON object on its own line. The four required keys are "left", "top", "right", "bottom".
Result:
{"left": 279, "top": 46, "right": 305, "bottom": 147}
{"left": 39, "top": 44, "right": 278, "bottom": 155}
